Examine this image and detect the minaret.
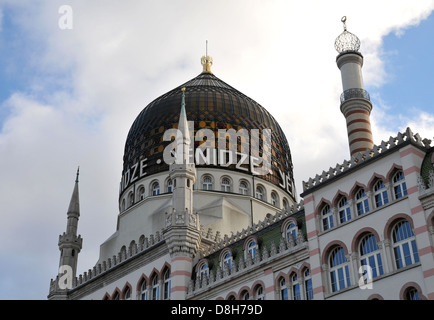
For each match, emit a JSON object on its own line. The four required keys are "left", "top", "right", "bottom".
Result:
{"left": 163, "top": 87, "right": 201, "bottom": 300}
{"left": 58, "top": 167, "right": 83, "bottom": 276}
{"left": 335, "top": 16, "right": 374, "bottom": 156}
{"left": 49, "top": 167, "right": 83, "bottom": 299}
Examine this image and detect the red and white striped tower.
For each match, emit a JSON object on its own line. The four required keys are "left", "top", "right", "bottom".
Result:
{"left": 335, "top": 17, "right": 374, "bottom": 157}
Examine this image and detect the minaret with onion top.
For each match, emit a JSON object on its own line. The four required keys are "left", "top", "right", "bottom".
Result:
{"left": 335, "top": 16, "right": 374, "bottom": 156}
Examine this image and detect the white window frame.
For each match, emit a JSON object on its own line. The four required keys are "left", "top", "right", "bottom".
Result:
{"left": 392, "top": 171, "right": 408, "bottom": 200}
{"left": 221, "top": 177, "right": 231, "bottom": 192}
{"left": 373, "top": 179, "right": 388, "bottom": 208}
{"left": 392, "top": 220, "right": 419, "bottom": 269}
{"left": 239, "top": 181, "right": 248, "bottom": 195}
{"left": 355, "top": 188, "right": 369, "bottom": 216}
{"left": 321, "top": 204, "right": 333, "bottom": 231}
{"left": 329, "top": 247, "right": 351, "bottom": 293}
{"left": 338, "top": 196, "right": 351, "bottom": 223}
{"left": 359, "top": 234, "right": 384, "bottom": 279}
{"left": 202, "top": 176, "right": 213, "bottom": 190}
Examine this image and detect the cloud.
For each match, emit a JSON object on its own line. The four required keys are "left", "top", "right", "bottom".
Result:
{"left": 0, "top": 0, "right": 433, "bottom": 299}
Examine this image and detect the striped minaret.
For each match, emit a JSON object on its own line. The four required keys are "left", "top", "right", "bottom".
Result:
{"left": 335, "top": 17, "right": 374, "bottom": 156}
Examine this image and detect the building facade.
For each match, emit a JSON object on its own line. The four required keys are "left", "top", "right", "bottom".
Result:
{"left": 48, "top": 20, "right": 434, "bottom": 300}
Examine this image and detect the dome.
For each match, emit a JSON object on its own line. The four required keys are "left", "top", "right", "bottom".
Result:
{"left": 121, "top": 69, "right": 295, "bottom": 199}
{"left": 334, "top": 16, "right": 361, "bottom": 53}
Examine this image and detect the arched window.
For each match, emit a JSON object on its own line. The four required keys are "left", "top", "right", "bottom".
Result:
{"left": 282, "top": 198, "right": 289, "bottom": 212}
{"left": 138, "top": 186, "right": 145, "bottom": 200}
{"left": 246, "top": 239, "right": 258, "bottom": 260}
{"left": 405, "top": 287, "right": 421, "bottom": 300}
{"left": 279, "top": 278, "right": 288, "bottom": 300}
{"left": 355, "top": 188, "right": 369, "bottom": 216}
{"left": 329, "top": 246, "right": 351, "bottom": 292}
{"left": 321, "top": 204, "right": 333, "bottom": 231}
{"left": 285, "top": 222, "right": 297, "bottom": 243}
{"left": 152, "top": 182, "right": 160, "bottom": 196}
{"left": 271, "top": 191, "right": 279, "bottom": 207}
{"left": 338, "top": 196, "right": 351, "bottom": 223}
{"left": 128, "top": 192, "right": 134, "bottom": 207}
{"left": 359, "top": 234, "right": 384, "bottom": 279}
{"left": 140, "top": 279, "right": 147, "bottom": 300}
{"left": 373, "top": 179, "right": 388, "bottom": 208}
{"left": 113, "top": 291, "right": 120, "bottom": 300}
{"left": 239, "top": 181, "right": 248, "bottom": 195}
{"left": 291, "top": 273, "right": 301, "bottom": 300}
{"left": 163, "top": 269, "right": 171, "bottom": 300}
{"left": 167, "top": 179, "right": 173, "bottom": 193}
{"left": 392, "top": 171, "right": 407, "bottom": 200}
{"left": 221, "top": 177, "right": 231, "bottom": 192}
{"left": 304, "top": 269, "right": 313, "bottom": 300}
{"left": 151, "top": 274, "right": 159, "bottom": 300}
{"left": 198, "top": 262, "right": 209, "bottom": 281}
{"left": 392, "top": 220, "right": 419, "bottom": 269}
{"left": 202, "top": 176, "right": 213, "bottom": 190}
{"left": 255, "top": 286, "right": 265, "bottom": 300}
{"left": 255, "top": 185, "right": 265, "bottom": 201}
{"left": 123, "top": 287, "right": 131, "bottom": 300}
{"left": 241, "top": 290, "right": 250, "bottom": 300}
{"left": 221, "top": 251, "right": 232, "bottom": 272}
{"left": 121, "top": 199, "right": 126, "bottom": 212}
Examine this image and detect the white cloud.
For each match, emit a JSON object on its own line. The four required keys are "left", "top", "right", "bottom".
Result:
{"left": 0, "top": 0, "right": 433, "bottom": 299}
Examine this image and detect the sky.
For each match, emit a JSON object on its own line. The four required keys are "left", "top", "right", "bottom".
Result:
{"left": 0, "top": 0, "right": 433, "bottom": 300}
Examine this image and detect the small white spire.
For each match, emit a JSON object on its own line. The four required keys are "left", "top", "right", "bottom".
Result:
{"left": 175, "top": 87, "right": 191, "bottom": 164}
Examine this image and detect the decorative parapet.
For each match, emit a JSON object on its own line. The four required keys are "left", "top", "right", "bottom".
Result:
{"left": 49, "top": 229, "right": 166, "bottom": 294}
{"left": 186, "top": 219, "right": 308, "bottom": 297}
{"left": 201, "top": 200, "right": 304, "bottom": 258}
{"left": 302, "top": 127, "right": 431, "bottom": 193}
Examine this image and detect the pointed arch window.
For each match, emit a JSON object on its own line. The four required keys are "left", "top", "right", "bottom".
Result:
{"left": 392, "top": 220, "right": 419, "bottom": 269}
{"left": 373, "top": 179, "right": 388, "bottom": 208}
{"left": 163, "top": 269, "right": 171, "bottom": 300}
{"left": 279, "top": 278, "right": 288, "bottom": 300}
{"left": 151, "top": 274, "right": 160, "bottom": 300}
{"left": 123, "top": 287, "right": 131, "bottom": 300}
{"left": 304, "top": 269, "right": 313, "bottom": 300}
{"left": 291, "top": 273, "right": 301, "bottom": 300}
{"left": 338, "top": 196, "right": 351, "bottom": 223}
{"left": 355, "top": 188, "right": 369, "bottom": 216}
{"left": 392, "top": 171, "right": 407, "bottom": 200}
{"left": 321, "top": 204, "right": 333, "bottom": 231}
{"left": 140, "top": 279, "right": 148, "bottom": 300}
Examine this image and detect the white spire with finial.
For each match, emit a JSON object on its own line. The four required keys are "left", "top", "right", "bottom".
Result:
{"left": 175, "top": 87, "right": 191, "bottom": 164}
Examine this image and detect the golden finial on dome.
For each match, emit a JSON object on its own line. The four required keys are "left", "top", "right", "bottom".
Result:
{"left": 201, "top": 40, "right": 213, "bottom": 73}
